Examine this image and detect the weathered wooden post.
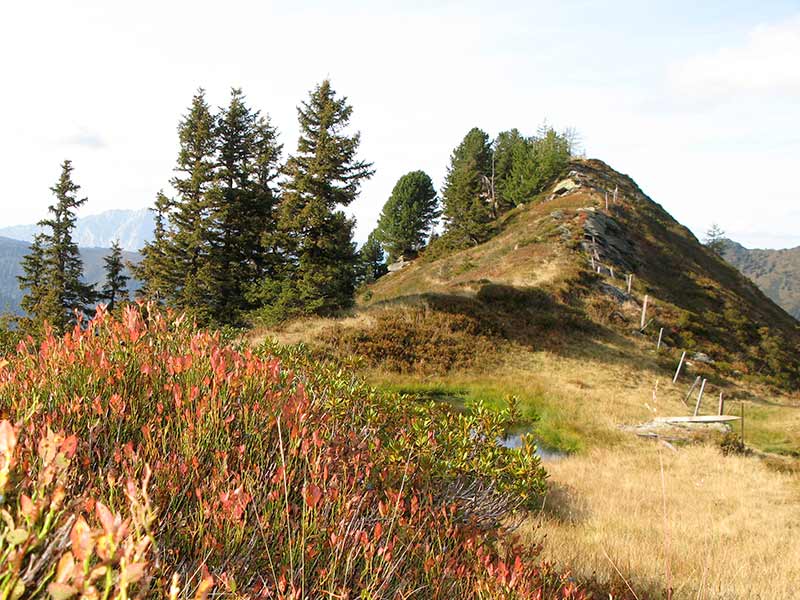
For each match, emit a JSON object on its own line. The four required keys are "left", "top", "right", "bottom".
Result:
{"left": 656, "top": 327, "right": 664, "bottom": 350}
{"left": 613, "top": 185, "right": 618, "bottom": 204}
{"left": 605, "top": 191, "right": 609, "bottom": 211}
{"left": 693, "top": 379, "right": 707, "bottom": 416}
{"left": 741, "top": 403, "right": 745, "bottom": 445}
{"left": 640, "top": 295, "right": 649, "bottom": 330}
{"left": 610, "top": 266, "right": 615, "bottom": 279}
{"left": 717, "top": 392, "right": 724, "bottom": 416}
{"left": 627, "top": 274, "right": 633, "bottom": 295}
{"left": 673, "top": 351, "right": 686, "bottom": 383}
{"left": 684, "top": 375, "right": 701, "bottom": 404}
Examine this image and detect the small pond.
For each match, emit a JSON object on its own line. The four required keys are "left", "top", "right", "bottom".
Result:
{"left": 400, "top": 388, "right": 566, "bottom": 461}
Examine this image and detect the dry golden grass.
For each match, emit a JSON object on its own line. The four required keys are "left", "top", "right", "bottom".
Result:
{"left": 529, "top": 442, "right": 800, "bottom": 599}
{"left": 249, "top": 312, "right": 375, "bottom": 346}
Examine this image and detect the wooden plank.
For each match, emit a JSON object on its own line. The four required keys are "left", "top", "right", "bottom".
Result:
{"left": 655, "top": 415, "right": 740, "bottom": 424}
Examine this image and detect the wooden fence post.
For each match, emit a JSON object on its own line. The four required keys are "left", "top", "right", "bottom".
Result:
{"left": 673, "top": 351, "right": 686, "bottom": 383}
{"left": 640, "top": 295, "right": 649, "bottom": 330}
{"left": 657, "top": 327, "right": 664, "bottom": 350}
{"left": 627, "top": 274, "right": 633, "bottom": 295}
{"left": 718, "top": 392, "right": 724, "bottom": 416}
{"left": 684, "top": 375, "right": 700, "bottom": 404}
{"left": 693, "top": 379, "right": 707, "bottom": 416}
{"left": 741, "top": 403, "right": 745, "bottom": 445}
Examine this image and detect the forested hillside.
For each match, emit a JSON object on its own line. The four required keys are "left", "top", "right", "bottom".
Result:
{"left": 0, "top": 236, "right": 140, "bottom": 315}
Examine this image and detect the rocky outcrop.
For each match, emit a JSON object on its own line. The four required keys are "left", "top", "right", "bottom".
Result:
{"left": 580, "top": 209, "right": 637, "bottom": 273}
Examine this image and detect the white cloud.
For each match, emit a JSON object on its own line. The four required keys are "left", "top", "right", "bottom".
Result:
{"left": 60, "top": 129, "right": 107, "bottom": 149}
{"left": 670, "top": 15, "right": 800, "bottom": 100}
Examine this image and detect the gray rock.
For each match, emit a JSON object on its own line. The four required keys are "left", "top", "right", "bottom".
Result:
{"left": 692, "top": 352, "right": 714, "bottom": 364}
{"left": 552, "top": 178, "right": 580, "bottom": 196}
{"left": 599, "top": 282, "right": 629, "bottom": 303}
{"left": 387, "top": 258, "right": 411, "bottom": 273}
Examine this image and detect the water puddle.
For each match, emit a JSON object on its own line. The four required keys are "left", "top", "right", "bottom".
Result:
{"left": 498, "top": 428, "right": 565, "bottom": 461}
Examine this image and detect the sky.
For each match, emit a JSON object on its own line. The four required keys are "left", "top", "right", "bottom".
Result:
{"left": 1, "top": 0, "right": 798, "bottom": 249}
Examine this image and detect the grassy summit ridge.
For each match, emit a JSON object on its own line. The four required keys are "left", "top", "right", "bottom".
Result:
{"left": 347, "top": 158, "right": 800, "bottom": 386}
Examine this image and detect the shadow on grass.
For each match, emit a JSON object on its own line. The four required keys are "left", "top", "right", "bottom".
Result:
{"left": 367, "top": 282, "right": 664, "bottom": 376}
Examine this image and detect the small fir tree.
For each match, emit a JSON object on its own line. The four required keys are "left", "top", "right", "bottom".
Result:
{"left": 358, "top": 230, "right": 388, "bottom": 284}
{"left": 101, "top": 240, "right": 130, "bottom": 311}
{"left": 704, "top": 223, "right": 727, "bottom": 255}
{"left": 134, "top": 191, "right": 173, "bottom": 301}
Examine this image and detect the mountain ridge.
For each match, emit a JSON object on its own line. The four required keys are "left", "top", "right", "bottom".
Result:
{"left": 0, "top": 208, "right": 154, "bottom": 252}
{"left": 721, "top": 238, "right": 800, "bottom": 320}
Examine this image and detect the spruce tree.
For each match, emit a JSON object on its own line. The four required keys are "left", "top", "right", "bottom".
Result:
{"left": 210, "top": 88, "right": 282, "bottom": 320}
{"left": 532, "top": 125, "right": 571, "bottom": 186}
{"left": 503, "top": 126, "right": 572, "bottom": 207}
{"left": 358, "top": 230, "right": 388, "bottom": 285}
{"left": 137, "top": 88, "right": 283, "bottom": 324}
{"left": 375, "top": 170, "right": 438, "bottom": 262}
{"left": 19, "top": 160, "right": 94, "bottom": 330}
{"left": 101, "top": 240, "right": 129, "bottom": 311}
{"left": 167, "top": 89, "right": 218, "bottom": 314}
{"left": 272, "top": 79, "right": 373, "bottom": 317}
{"left": 492, "top": 129, "right": 526, "bottom": 211}
{"left": 441, "top": 128, "right": 493, "bottom": 245}
{"left": 502, "top": 137, "right": 540, "bottom": 207}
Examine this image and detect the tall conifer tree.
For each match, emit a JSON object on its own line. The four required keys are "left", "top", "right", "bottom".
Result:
{"left": 441, "top": 128, "right": 493, "bottom": 245}
{"left": 273, "top": 79, "right": 373, "bottom": 316}
{"left": 492, "top": 129, "right": 526, "bottom": 211}
{"left": 137, "top": 88, "right": 282, "bottom": 324}
{"left": 168, "top": 89, "right": 218, "bottom": 313}
{"left": 210, "top": 88, "right": 282, "bottom": 319}
{"left": 18, "top": 161, "right": 94, "bottom": 330}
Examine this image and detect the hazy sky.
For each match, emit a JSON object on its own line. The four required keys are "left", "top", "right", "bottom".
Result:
{"left": 1, "top": 1, "right": 798, "bottom": 248}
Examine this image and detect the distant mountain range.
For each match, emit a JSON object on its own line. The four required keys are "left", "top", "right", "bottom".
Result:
{"left": 0, "top": 208, "right": 154, "bottom": 252}
{"left": 0, "top": 236, "right": 141, "bottom": 316}
{"left": 722, "top": 240, "right": 800, "bottom": 320}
